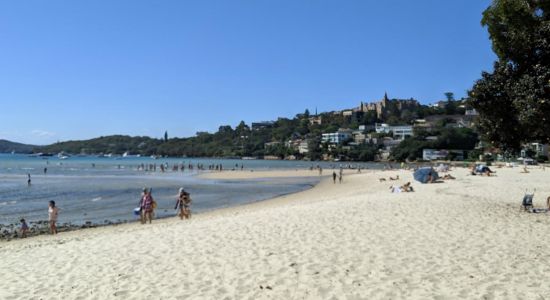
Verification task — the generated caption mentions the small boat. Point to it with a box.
[57,152,70,160]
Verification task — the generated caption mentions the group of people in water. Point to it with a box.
[16,188,191,238]
[137,162,202,172]
[136,162,244,172]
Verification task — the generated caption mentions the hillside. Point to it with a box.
[0,140,36,154]
[36,135,161,155]
[29,97,479,161]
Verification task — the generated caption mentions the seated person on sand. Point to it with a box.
[442,174,455,180]
[401,182,414,192]
[520,166,529,173]
[390,182,414,193]
[389,185,402,193]
[480,166,495,176]
[472,165,495,176]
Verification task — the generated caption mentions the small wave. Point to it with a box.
[0,201,16,206]
[91,197,102,202]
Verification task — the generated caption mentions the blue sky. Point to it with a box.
[0,0,495,145]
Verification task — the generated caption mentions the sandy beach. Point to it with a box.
[2,167,550,299]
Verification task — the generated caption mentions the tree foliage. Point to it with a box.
[390,128,479,161]
[469,0,550,151]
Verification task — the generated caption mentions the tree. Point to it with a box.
[469,0,550,151]
[164,131,168,142]
[444,92,455,101]
[235,121,250,136]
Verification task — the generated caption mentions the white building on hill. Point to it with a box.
[375,123,413,140]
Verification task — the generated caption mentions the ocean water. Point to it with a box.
[0,154,383,225]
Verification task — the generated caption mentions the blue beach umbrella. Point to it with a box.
[413,167,439,183]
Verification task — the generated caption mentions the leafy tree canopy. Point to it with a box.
[469,0,550,151]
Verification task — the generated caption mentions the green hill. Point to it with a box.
[0,140,36,154]
[36,135,162,155]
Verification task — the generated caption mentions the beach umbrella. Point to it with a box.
[413,167,439,183]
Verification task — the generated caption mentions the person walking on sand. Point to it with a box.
[333,171,337,184]
[339,172,343,184]
[175,188,192,220]
[20,218,29,238]
[140,188,155,224]
[48,201,58,234]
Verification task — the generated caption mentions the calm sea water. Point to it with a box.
[0,154,384,225]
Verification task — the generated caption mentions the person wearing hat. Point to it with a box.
[175,188,192,220]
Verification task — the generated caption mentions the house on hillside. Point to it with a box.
[422,149,465,161]
[308,115,322,125]
[413,114,476,132]
[298,140,309,154]
[521,143,549,158]
[251,121,275,130]
[352,130,367,144]
[375,123,413,140]
[321,129,352,144]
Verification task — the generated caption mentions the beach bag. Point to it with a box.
[152,200,158,209]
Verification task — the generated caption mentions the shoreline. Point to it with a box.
[0,169,329,242]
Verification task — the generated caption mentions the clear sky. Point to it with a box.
[0,0,495,145]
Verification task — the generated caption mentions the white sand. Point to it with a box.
[2,167,550,299]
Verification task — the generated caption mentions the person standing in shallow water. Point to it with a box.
[27,173,31,186]
[48,201,58,234]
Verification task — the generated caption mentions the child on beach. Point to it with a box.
[20,218,29,238]
[48,201,58,234]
